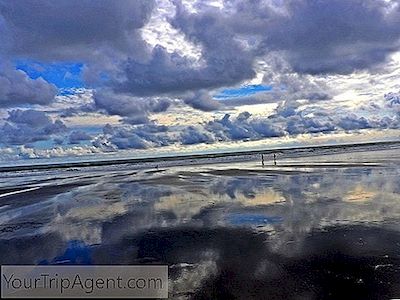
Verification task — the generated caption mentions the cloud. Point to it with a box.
[3,0,399,111]
[0,144,104,160]
[180,126,215,145]
[94,110,285,151]
[0,0,157,105]
[271,99,400,134]
[0,0,156,94]
[2,100,397,158]
[0,66,57,107]
[7,109,53,127]
[112,0,400,103]
[94,90,172,124]
[0,0,154,65]
[1,0,399,155]
[68,130,92,144]
[228,0,400,74]
[183,91,222,111]
[282,0,400,74]
[0,109,67,145]
[260,55,333,101]
[100,124,158,149]
[337,115,373,131]
[114,46,255,97]
[109,133,149,150]
[112,0,397,104]
[113,1,256,96]
[385,91,400,117]
[205,112,285,141]
[386,92,400,105]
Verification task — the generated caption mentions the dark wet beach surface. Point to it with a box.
[1,147,400,299]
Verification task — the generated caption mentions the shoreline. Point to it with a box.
[0,140,399,173]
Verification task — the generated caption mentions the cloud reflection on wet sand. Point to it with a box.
[0,149,400,299]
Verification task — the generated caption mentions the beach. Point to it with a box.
[1,142,400,299]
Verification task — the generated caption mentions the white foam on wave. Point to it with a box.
[0,187,40,198]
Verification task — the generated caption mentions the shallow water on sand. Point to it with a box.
[1,148,400,299]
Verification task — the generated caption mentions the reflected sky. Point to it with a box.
[0,148,400,299]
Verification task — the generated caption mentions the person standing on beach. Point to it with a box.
[261,154,265,166]
[273,153,277,166]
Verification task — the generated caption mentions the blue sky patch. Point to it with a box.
[226,213,282,226]
[16,60,84,89]
[214,84,272,100]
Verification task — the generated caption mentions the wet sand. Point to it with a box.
[0,146,400,299]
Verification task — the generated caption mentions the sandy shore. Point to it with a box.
[0,146,400,299]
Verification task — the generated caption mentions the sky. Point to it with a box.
[0,0,399,162]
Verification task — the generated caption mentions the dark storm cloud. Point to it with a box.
[115,46,255,97]
[2,0,399,113]
[114,1,256,96]
[279,0,400,74]
[111,0,400,102]
[0,0,154,62]
[0,0,156,114]
[2,0,254,100]
[229,0,400,74]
